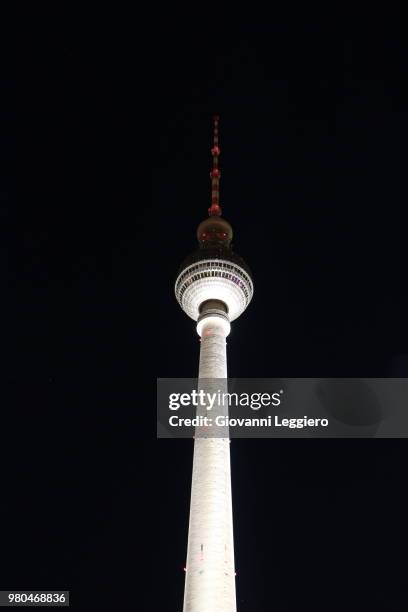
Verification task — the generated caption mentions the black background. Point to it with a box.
[5,14,408,611]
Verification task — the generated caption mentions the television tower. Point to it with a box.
[175,116,254,611]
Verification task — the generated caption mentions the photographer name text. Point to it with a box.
[168,415,329,429]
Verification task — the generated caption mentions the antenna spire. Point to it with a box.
[208,115,222,216]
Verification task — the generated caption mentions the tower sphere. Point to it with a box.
[175,218,253,322]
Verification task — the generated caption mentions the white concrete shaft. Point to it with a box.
[183,315,236,612]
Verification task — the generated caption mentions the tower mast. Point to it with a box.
[209,114,222,217]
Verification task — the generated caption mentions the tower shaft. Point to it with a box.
[183,313,236,612]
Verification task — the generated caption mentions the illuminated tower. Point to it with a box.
[175,117,254,612]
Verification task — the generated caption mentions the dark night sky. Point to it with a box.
[4,15,408,611]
